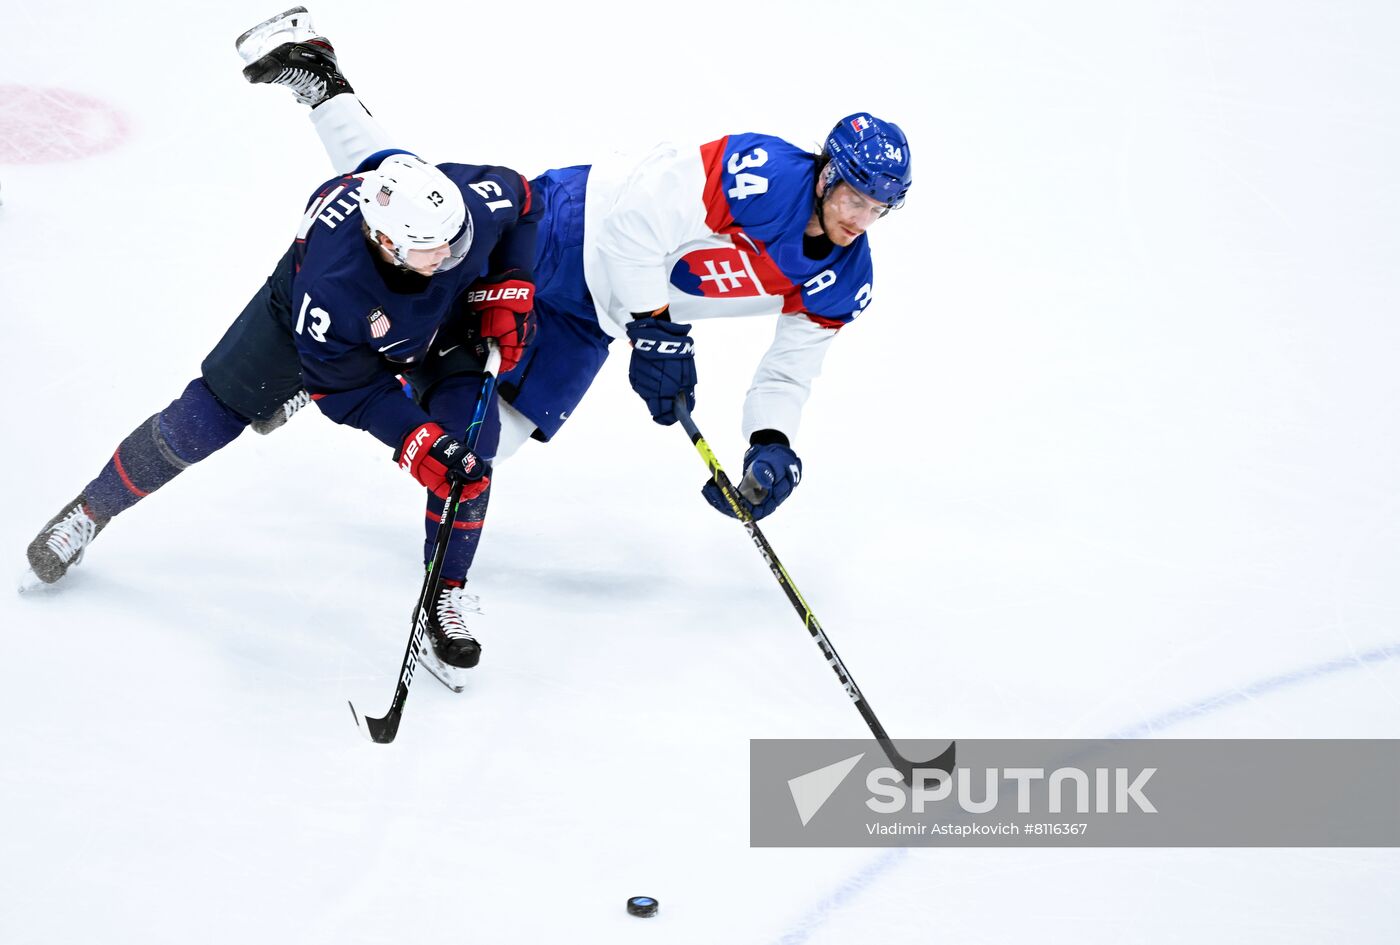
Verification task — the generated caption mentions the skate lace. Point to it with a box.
[282,389,311,421]
[45,504,97,565]
[436,586,482,642]
[274,67,325,105]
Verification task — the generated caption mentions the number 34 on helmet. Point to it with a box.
[822,113,912,210]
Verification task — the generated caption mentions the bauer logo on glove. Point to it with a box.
[397,421,490,500]
[466,273,536,373]
[466,284,532,305]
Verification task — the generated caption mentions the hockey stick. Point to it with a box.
[349,345,501,744]
[674,398,955,783]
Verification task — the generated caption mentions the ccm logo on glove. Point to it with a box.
[632,336,694,355]
[625,315,697,426]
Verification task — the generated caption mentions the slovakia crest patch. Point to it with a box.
[850,115,873,133]
[368,307,391,339]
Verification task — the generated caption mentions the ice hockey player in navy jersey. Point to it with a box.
[234,10,912,533]
[25,142,542,676]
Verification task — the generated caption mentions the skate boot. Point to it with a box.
[251,389,311,435]
[236,7,353,107]
[427,583,483,669]
[417,582,483,692]
[26,495,108,585]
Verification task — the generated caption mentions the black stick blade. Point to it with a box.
[885,739,956,785]
[363,711,401,743]
[348,698,403,744]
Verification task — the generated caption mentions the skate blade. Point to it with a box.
[420,648,469,693]
[235,6,316,63]
[17,566,51,594]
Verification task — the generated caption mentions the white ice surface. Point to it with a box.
[2,2,1399,943]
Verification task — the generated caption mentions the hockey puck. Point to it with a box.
[626,896,659,918]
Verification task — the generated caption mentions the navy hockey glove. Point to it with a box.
[466,274,535,373]
[397,421,490,500]
[703,438,803,521]
[625,312,696,426]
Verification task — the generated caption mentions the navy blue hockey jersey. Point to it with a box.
[286,150,540,448]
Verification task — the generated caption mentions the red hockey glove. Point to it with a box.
[397,422,490,500]
[466,276,536,373]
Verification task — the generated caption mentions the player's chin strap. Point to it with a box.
[673,396,955,784]
[812,160,837,238]
[812,159,895,237]
[366,227,427,273]
[376,232,420,271]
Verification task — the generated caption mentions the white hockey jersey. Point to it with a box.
[582,132,876,438]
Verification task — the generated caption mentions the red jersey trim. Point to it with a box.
[803,313,847,330]
[700,137,737,235]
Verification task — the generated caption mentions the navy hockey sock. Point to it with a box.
[424,482,491,584]
[84,379,249,520]
[418,371,501,584]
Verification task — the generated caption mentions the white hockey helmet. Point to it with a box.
[357,154,472,271]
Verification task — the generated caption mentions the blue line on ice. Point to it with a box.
[1107,642,1400,738]
[774,849,911,945]
[771,640,1400,945]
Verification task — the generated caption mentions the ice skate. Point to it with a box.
[236,7,352,107]
[251,389,311,435]
[235,7,317,65]
[25,495,107,586]
[419,583,484,692]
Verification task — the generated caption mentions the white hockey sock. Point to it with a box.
[309,93,394,174]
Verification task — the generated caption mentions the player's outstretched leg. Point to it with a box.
[25,379,248,585]
[236,7,353,108]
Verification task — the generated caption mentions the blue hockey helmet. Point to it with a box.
[822,113,912,210]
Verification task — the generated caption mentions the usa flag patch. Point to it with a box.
[368,307,391,339]
[850,115,873,133]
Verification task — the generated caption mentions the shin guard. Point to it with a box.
[84,379,249,520]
